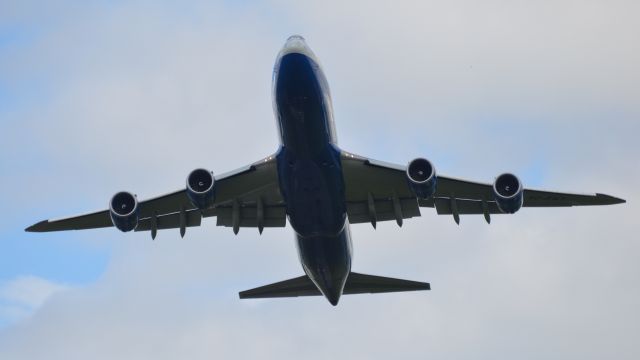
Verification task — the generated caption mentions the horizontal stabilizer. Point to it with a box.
[343,272,431,294]
[239,275,320,299]
[239,272,430,299]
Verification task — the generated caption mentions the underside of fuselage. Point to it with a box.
[273,35,352,305]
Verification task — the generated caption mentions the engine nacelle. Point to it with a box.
[109,191,139,232]
[493,173,524,214]
[406,158,437,199]
[186,168,216,209]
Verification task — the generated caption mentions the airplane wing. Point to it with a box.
[25,155,285,238]
[341,151,625,226]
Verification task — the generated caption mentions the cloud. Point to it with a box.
[0,276,69,327]
[0,0,638,359]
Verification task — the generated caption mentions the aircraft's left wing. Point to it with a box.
[341,151,625,226]
[26,155,285,238]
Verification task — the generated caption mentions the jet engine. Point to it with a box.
[186,168,216,209]
[406,158,437,199]
[109,191,139,232]
[493,173,524,213]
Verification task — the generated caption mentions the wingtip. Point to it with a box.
[596,193,626,205]
[25,220,48,232]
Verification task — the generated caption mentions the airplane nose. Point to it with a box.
[287,34,305,41]
[281,34,311,56]
[286,34,306,44]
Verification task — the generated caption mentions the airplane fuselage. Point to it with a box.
[273,36,352,305]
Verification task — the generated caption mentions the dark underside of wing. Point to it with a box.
[239,272,430,299]
[340,151,625,225]
[24,155,286,236]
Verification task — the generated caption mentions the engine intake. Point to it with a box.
[406,158,437,199]
[186,168,216,209]
[109,191,139,232]
[493,173,524,213]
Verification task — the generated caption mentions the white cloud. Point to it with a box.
[0,276,69,326]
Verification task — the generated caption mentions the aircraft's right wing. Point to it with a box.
[26,155,286,238]
[341,151,625,225]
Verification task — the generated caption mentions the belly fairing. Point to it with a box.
[276,145,346,237]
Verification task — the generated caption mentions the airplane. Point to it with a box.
[26,35,626,306]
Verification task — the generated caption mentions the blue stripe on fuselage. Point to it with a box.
[273,49,351,305]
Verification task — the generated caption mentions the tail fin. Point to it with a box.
[239,272,429,299]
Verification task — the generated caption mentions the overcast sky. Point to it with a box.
[1,0,638,359]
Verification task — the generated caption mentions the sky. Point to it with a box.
[0,0,639,358]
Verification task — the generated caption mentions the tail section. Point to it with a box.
[239,272,429,302]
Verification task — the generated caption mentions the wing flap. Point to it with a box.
[430,197,502,215]
[207,205,286,228]
[346,198,420,224]
[134,209,202,232]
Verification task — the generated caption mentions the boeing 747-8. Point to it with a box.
[27,36,625,305]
